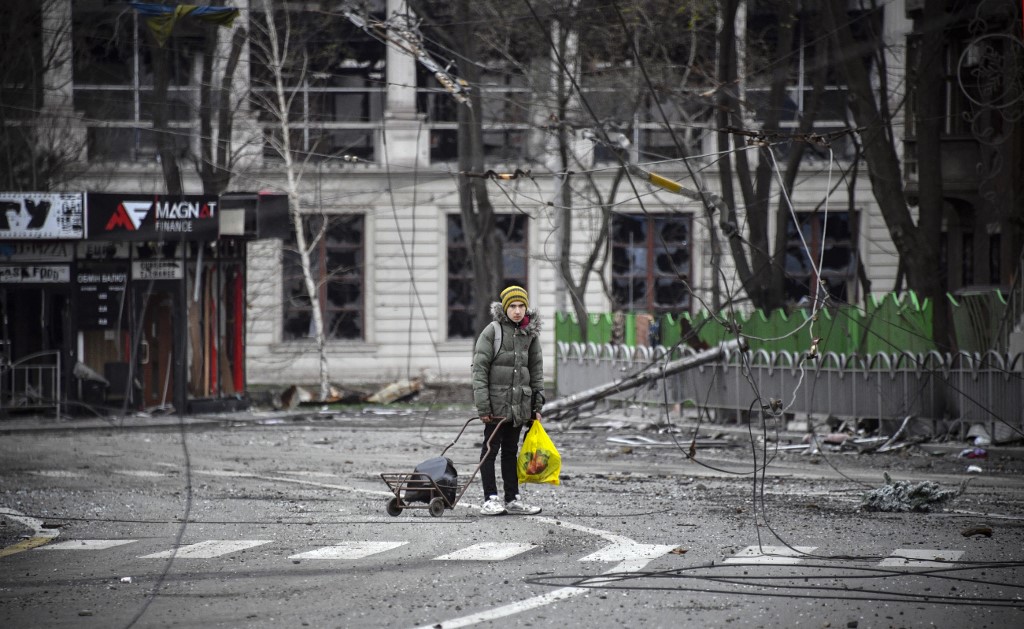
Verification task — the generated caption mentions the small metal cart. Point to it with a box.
[380,416,508,517]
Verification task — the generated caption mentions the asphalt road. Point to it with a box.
[2,409,1023,628]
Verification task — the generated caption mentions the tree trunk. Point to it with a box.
[715,0,757,307]
[200,24,246,195]
[148,33,183,197]
[453,0,503,331]
[821,0,949,349]
[909,0,951,349]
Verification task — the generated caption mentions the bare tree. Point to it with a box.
[405,0,506,331]
[197,17,249,195]
[249,1,332,400]
[821,0,950,347]
[0,0,88,191]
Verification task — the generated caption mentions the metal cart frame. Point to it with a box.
[380,417,508,517]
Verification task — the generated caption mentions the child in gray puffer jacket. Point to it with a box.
[472,285,544,516]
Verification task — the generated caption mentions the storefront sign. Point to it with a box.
[87,193,219,241]
[0,265,71,283]
[77,266,128,329]
[0,193,85,239]
[76,241,130,260]
[0,241,75,261]
[132,260,183,280]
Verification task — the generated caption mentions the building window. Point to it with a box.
[249,7,385,162]
[447,214,528,338]
[72,4,196,161]
[784,211,856,305]
[282,215,364,340]
[611,213,692,315]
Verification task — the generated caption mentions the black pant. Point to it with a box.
[480,421,527,502]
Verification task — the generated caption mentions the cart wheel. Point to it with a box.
[386,497,403,517]
[428,497,446,517]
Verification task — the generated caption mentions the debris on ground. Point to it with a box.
[959,447,988,459]
[961,525,993,538]
[280,384,366,408]
[860,472,970,512]
[280,385,313,409]
[366,378,423,404]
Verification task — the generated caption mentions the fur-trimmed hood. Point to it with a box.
[489,301,542,336]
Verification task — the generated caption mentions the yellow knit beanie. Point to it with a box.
[500,285,529,311]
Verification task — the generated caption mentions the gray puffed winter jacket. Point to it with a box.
[472,302,544,426]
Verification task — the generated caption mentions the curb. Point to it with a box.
[0,507,60,559]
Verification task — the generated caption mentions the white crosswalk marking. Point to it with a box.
[27,470,83,478]
[114,470,165,477]
[879,549,964,568]
[722,545,817,564]
[289,542,407,560]
[434,542,537,561]
[38,539,137,551]
[139,540,271,559]
[578,542,676,562]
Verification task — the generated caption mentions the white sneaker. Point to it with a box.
[505,495,541,515]
[480,495,506,516]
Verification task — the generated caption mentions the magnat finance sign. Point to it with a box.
[87,193,218,241]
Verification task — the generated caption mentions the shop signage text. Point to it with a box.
[0,193,85,239]
[0,265,71,283]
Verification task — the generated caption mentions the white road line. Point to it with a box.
[27,470,83,478]
[114,470,165,477]
[195,469,391,497]
[722,545,817,565]
[879,549,965,568]
[289,541,407,560]
[434,542,538,561]
[578,542,676,562]
[412,558,654,629]
[38,539,137,550]
[139,540,271,559]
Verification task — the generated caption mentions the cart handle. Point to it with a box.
[440,416,507,457]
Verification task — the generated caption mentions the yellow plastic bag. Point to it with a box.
[517,420,561,485]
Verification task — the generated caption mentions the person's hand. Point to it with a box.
[479,414,494,424]
[533,412,542,422]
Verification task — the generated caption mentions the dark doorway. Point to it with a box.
[136,286,177,409]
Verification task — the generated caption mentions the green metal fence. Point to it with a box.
[555,291,1006,356]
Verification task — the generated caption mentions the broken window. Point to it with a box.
[611,213,691,315]
[447,214,528,338]
[249,6,386,162]
[72,3,197,161]
[282,214,364,341]
[783,211,857,305]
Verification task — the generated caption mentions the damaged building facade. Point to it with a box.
[2,0,1021,411]
[0,191,284,415]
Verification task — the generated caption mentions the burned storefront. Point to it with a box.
[1,191,286,417]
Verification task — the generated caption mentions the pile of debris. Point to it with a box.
[861,472,970,512]
[278,378,423,409]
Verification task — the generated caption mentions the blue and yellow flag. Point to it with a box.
[130,3,239,46]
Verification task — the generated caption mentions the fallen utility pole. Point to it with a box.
[542,338,747,417]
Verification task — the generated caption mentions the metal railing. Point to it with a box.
[555,342,1024,441]
[0,350,61,420]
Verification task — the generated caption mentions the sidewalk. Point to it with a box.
[4,405,1024,461]
[0,409,311,435]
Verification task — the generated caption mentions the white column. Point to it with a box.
[41,0,86,162]
[42,0,73,109]
[381,0,428,167]
[227,0,262,171]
